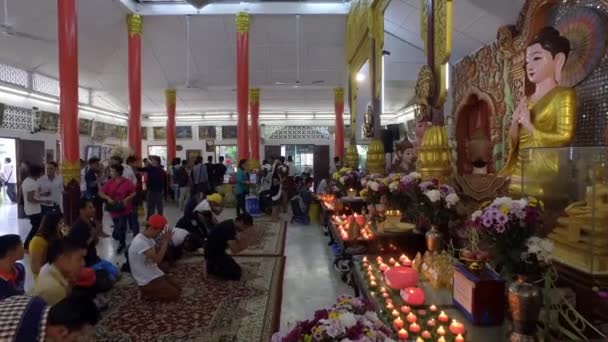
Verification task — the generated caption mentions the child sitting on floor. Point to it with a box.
[0,234,25,300]
[128,214,181,302]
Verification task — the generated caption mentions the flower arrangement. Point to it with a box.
[272,295,394,342]
[471,196,544,278]
[418,182,460,229]
[361,172,423,216]
[332,168,361,195]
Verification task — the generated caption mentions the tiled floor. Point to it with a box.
[0,200,351,332]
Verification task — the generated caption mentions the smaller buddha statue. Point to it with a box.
[390,139,416,173]
[453,130,508,213]
[362,104,374,139]
[549,165,608,274]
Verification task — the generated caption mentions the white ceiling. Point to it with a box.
[0,0,524,119]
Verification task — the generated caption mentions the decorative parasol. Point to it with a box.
[550,7,608,87]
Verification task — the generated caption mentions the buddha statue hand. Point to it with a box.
[515,98,534,134]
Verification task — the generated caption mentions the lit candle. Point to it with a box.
[362,256,368,263]
[376,256,383,263]
[438,311,449,323]
[392,309,400,318]
[385,298,393,304]
[367,265,373,272]
[379,263,389,272]
[400,305,411,314]
[397,329,409,340]
[437,326,446,336]
[389,257,397,265]
[429,304,438,312]
[416,338,425,342]
[399,254,412,266]
[386,303,394,311]
[382,292,390,299]
[409,322,421,333]
[369,275,375,281]
[370,280,377,288]
[427,318,436,327]
[421,330,432,339]
[455,334,465,342]
[380,287,387,293]
[370,291,376,297]
[406,312,417,323]
[393,317,405,330]
[437,337,446,342]
[449,320,466,335]
[394,262,401,267]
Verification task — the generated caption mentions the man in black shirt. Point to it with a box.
[67,199,103,266]
[215,156,227,189]
[204,213,255,281]
[205,156,216,193]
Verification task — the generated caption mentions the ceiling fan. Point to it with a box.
[174,15,206,91]
[1,0,54,43]
[274,15,324,88]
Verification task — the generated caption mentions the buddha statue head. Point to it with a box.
[467,130,492,174]
[526,26,571,85]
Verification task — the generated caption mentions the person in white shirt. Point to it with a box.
[38,161,64,215]
[22,165,51,249]
[286,155,296,177]
[2,157,17,203]
[128,214,181,302]
[122,156,138,186]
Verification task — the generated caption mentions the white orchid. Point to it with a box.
[339,176,346,184]
[425,189,441,203]
[522,236,554,264]
[471,210,483,221]
[368,181,380,192]
[361,179,368,187]
[389,181,399,192]
[493,196,513,207]
[445,193,460,208]
[408,171,422,180]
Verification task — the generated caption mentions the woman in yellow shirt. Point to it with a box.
[29,213,65,281]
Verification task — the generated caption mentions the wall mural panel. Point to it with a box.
[451,0,608,172]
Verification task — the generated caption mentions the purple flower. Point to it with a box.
[496,213,509,226]
[439,184,455,197]
[346,322,365,339]
[495,224,506,234]
[314,309,329,321]
[482,215,493,228]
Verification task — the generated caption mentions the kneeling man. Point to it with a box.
[205,213,255,281]
[128,214,181,301]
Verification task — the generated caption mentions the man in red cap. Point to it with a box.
[127,214,181,301]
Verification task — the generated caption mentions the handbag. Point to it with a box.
[105,179,127,213]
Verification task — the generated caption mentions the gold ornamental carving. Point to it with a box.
[420,0,452,106]
[366,138,385,174]
[235,12,249,33]
[127,14,143,37]
[345,145,359,169]
[250,88,260,104]
[165,89,177,107]
[334,87,344,105]
[61,161,81,186]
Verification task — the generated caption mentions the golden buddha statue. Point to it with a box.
[549,165,608,274]
[362,104,374,139]
[499,27,577,196]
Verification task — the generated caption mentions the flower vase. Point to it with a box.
[425,225,442,253]
[508,275,541,341]
[347,189,357,198]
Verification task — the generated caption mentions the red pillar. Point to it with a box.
[249,88,260,170]
[57,0,80,225]
[236,12,249,160]
[166,89,177,162]
[127,14,142,159]
[334,87,345,159]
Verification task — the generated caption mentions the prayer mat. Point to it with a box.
[93,256,284,342]
[230,221,286,257]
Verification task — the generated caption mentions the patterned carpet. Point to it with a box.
[232,221,286,257]
[93,256,285,342]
